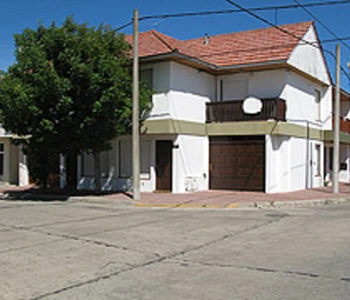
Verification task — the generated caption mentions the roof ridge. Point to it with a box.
[150,30,177,52]
[183,21,314,43]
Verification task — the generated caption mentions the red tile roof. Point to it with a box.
[126,21,314,68]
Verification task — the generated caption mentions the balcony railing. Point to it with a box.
[206,98,286,123]
[333,116,350,134]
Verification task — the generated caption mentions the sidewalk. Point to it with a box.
[1,183,350,209]
[134,184,350,208]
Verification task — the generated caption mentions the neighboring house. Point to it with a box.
[324,89,350,184]
[0,126,29,186]
[76,21,338,193]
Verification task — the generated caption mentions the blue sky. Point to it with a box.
[0,0,349,89]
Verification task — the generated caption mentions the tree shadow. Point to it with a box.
[0,186,133,202]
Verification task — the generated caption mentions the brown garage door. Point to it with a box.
[209,136,265,191]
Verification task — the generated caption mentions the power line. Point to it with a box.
[115,20,133,32]
[139,0,350,21]
[224,0,350,81]
[321,36,350,43]
[293,0,350,51]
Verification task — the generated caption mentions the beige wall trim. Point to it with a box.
[142,119,206,136]
[143,119,350,143]
[207,121,325,140]
[324,130,350,144]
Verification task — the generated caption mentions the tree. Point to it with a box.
[0,17,152,189]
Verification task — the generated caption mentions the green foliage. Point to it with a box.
[0,17,152,188]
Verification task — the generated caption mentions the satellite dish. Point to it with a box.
[243,96,262,114]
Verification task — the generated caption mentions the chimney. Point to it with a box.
[204,33,210,45]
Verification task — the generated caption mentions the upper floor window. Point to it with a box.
[219,78,248,101]
[315,89,321,121]
[140,69,153,90]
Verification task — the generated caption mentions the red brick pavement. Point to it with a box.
[134,184,350,206]
[1,184,350,206]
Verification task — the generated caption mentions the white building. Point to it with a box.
[324,89,350,185]
[0,126,29,187]
[77,21,342,194]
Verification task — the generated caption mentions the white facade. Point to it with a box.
[0,136,29,187]
[77,24,335,194]
[266,135,324,193]
[146,61,215,123]
[78,61,214,193]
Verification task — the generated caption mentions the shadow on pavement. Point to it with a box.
[0,186,133,202]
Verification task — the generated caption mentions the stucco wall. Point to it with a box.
[141,61,171,121]
[0,138,22,185]
[266,135,324,193]
[0,138,11,183]
[172,135,209,193]
[144,61,215,123]
[339,144,350,182]
[168,62,215,123]
[78,134,209,193]
[217,69,332,130]
[218,70,287,101]
[288,25,331,85]
[18,146,29,187]
[283,71,332,130]
[78,136,158,192]
[78,140,119,191]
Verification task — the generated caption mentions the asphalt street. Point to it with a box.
[0,199,349,300]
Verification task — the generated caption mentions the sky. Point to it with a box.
[0,0,349,90]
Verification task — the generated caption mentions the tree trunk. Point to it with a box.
[93,152,101,191]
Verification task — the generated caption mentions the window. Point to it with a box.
[315,144,321,176]
[100,151,110,178]
[140,69,153,89]
[119,140,151,179]
[140,68,153,103]
[221,78,248,101]
[81,151,110,178]
[315,90,321,121]
[141,141,151,179]
[0,143,3,176]
[119,140,132,178]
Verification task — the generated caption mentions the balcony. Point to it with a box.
[206,98,286,123]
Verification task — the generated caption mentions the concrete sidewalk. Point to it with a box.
[1,183,350,209]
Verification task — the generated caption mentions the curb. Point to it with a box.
[0,193,133,207]
[134,197,350,209]
[1,193,350,210]
[134,202,239,209]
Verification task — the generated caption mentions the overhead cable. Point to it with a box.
[224,0,350,81]
[293,0,350,51]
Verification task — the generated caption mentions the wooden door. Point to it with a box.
[156,141,172,191]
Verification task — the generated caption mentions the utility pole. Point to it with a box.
[132,9,140,201]
[333,44,341,194]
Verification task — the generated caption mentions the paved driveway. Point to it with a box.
[1,199,350,300]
